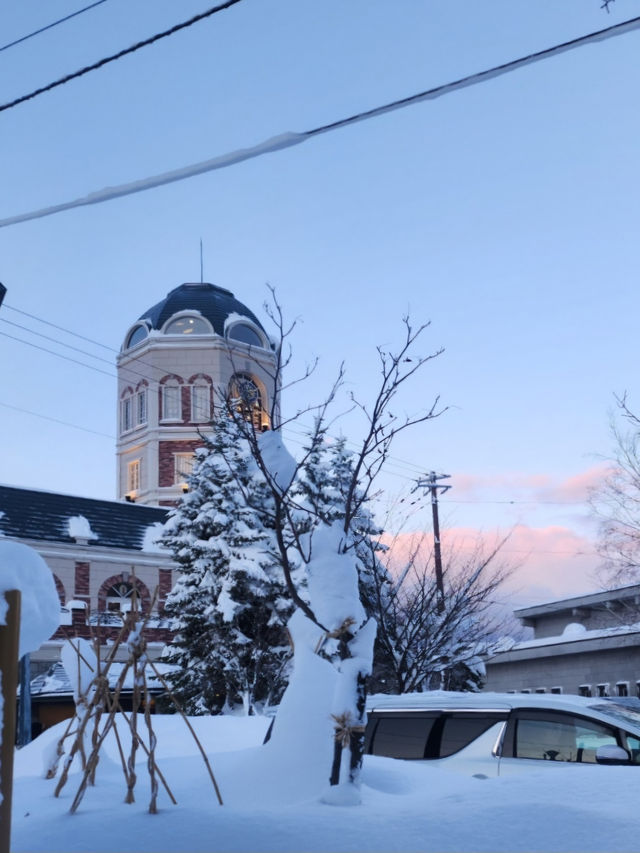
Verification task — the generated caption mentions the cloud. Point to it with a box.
[450,465,609,505]
[381,523,601,612]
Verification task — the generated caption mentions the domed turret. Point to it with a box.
[116,282,277,506]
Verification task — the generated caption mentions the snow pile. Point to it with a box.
[0,540,60,657]
[257,430,297,493]
[66,515,97,542]
[562,622,587,637]
[140,522,169,553]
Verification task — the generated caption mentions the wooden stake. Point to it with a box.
[0,590,21,853]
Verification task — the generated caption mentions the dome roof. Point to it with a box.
[137,282,266,337]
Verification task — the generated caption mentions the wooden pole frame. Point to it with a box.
[0,589,21,853]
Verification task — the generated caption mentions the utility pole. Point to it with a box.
[415,471,451,609]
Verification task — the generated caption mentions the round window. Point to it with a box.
[228,323,263,347]
[126,325,148,348]
[165,316,210,335]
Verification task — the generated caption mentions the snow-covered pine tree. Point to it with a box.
[160,414,292,715]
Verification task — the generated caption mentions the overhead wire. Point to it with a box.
[4,301,454,482]
[0,1,110,54]
[0,401,114,439]
[0,0,245,115]
[0,305,597,509]
[2,13,640,228]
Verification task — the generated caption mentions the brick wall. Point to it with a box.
[158,439,203,487]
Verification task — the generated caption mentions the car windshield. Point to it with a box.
[589,702,640,730]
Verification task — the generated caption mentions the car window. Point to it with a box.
[438,714,505,758]
[367,714,437,759]
[622,733,640,765]
[515,713,618,763]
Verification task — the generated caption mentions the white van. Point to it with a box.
[365,691,640,776]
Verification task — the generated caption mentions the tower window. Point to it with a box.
[136,388,147,426]
[127,459,140,493]
[121,397,133,433]
[191,383,211,423]
[227,323,264,348]
[229,374,268,431]
[165,316,210,335]
[174,453,194,485]
[126,325,148,349]
[162,382,182,421]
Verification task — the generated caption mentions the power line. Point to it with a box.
[5,303,115,351]
[2,13,640,229]
[0,0,245,115]
[0,302,600,506]
[0,401,114,439]
[0,315,598,505]
[0,329,116,379]
[0,1,110,54]
[0,317,117,368]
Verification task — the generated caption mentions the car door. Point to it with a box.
[497,709,622,775]
[435,712,507,777]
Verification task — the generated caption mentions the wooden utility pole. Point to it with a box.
[415,472,451,609]
[0,589,21,853]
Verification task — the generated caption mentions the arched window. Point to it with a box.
[135,381,148,427]
[126,324,149,349]
[227,323,264,348]
[120,387,135,433]
[191,381,211,423]
[229,374,268,431]
[161,378,182,421]
[106,581,135,613]
[164,315,210,335]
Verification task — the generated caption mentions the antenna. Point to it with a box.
[199,239,204,283]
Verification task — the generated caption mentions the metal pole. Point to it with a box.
[17,654,31,747]
[0,589,21,853]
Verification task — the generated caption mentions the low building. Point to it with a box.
[485,585,640,697]
[0,484,175,730]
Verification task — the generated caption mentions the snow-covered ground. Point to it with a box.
[10,711,640,853]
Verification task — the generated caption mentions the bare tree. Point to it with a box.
[366,534,514,694]
[590,394,640,589]
[220,290,444,801]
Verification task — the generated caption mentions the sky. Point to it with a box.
[1,0,640,608]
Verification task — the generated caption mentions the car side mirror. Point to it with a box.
[595,744,631,765]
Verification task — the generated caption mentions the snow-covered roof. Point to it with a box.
[515,583,640,619]
[0,484,169,551]
[506,621,640,652]
[136,282,268,339]
[30,660,174,697]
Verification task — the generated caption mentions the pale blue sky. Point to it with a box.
[1,1,639,603]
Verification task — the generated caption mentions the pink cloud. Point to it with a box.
[532,464,611,504]
[448,465,611,508]
[381,523,601,611]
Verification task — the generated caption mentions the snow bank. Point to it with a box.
[10,713,640,852]
[0,541,60,657]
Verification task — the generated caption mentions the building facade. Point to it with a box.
[485,585,640,698]
[3,279,276,730]
[117,282,277,506]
